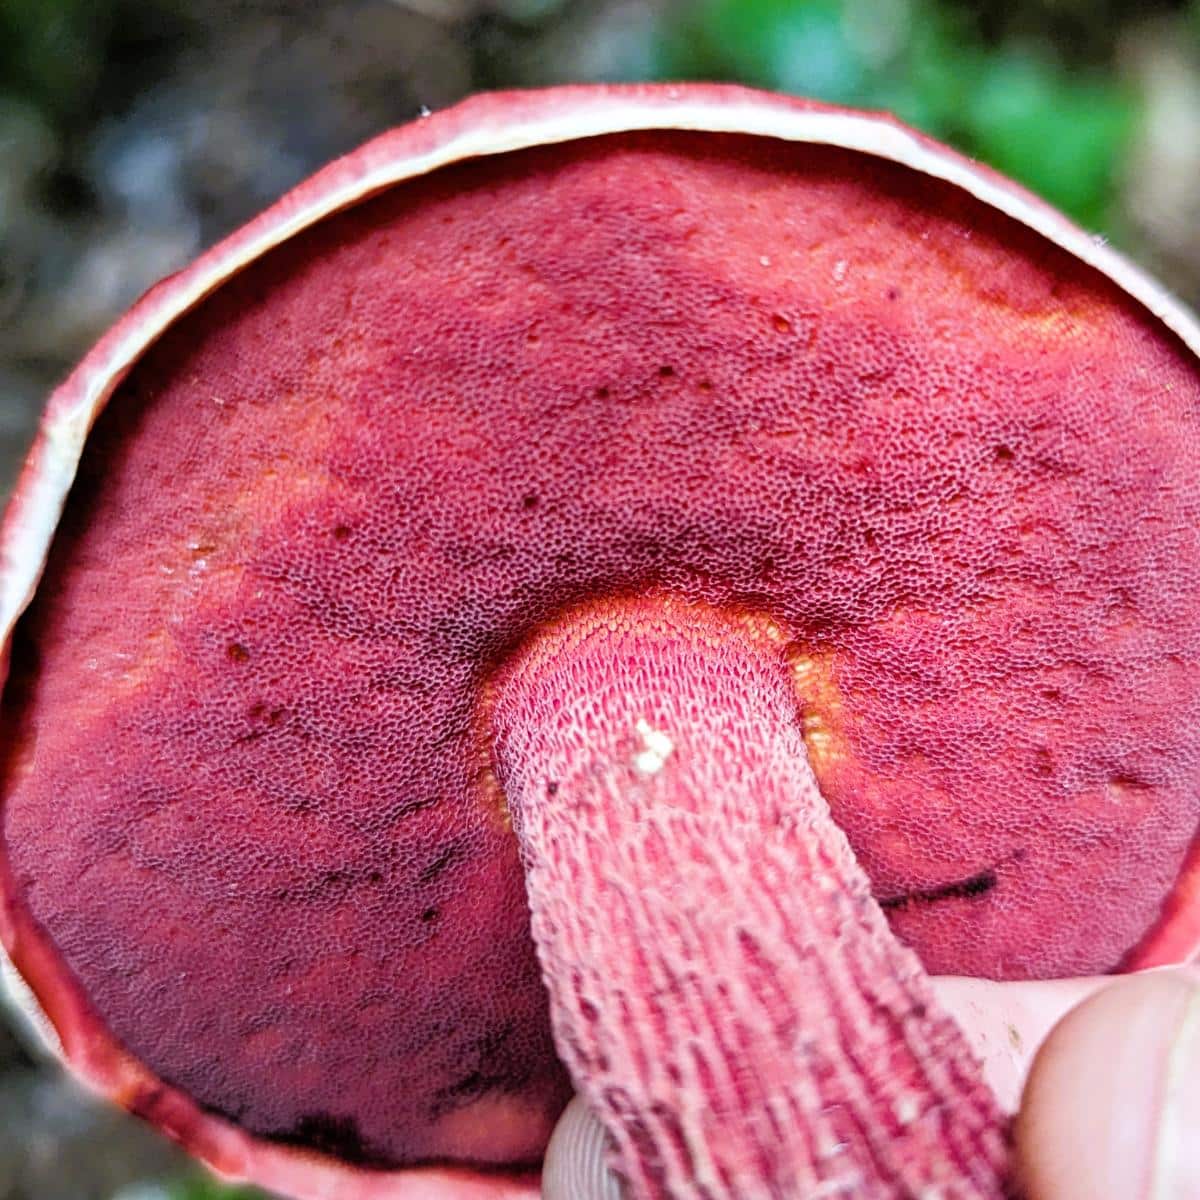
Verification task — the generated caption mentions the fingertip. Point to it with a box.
[541,1095,624,1200]
[1015,966,1200,1200]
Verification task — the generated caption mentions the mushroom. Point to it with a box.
[1,84,1199,1199]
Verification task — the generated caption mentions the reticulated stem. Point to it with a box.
[491,598,1010,1200]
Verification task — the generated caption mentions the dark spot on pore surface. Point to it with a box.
[418,843,460,884]
[447,1071,488,1099]
[262,1110,390,1168]
[429,1022,518,1118]
[993,444,1015,463]
[878,868,999,911]
[332,523,352,541]
[226,641,250,663]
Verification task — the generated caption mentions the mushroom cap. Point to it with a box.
[1,84,1199,1199]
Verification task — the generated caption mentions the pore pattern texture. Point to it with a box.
[3,132,1200,1167]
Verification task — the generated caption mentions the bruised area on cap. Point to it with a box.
[2,129,1200,1170]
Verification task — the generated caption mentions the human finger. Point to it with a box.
[1014,966,1200,1200]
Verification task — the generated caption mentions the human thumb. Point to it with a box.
[1013,966,1200,1200]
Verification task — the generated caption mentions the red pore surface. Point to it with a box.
[3,128,1200,1171]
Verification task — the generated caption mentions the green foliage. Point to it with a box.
[655,0,865,102]
[0,0,108,122]
[964,49,1135,230]
[654,0,1139,231]
[165,1173,267,1200]
[0,0,197,135]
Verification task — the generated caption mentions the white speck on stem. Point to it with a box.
[833,259,849,283]
[808,1173,865,1198]
[633,717,674,776]
[893,1093,921,1126]
[816,1131,848,1160]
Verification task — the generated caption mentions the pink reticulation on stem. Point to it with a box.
[491,598,1010,1199]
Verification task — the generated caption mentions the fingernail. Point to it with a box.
[541,1094,624,1200]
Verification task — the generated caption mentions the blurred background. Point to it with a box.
[1,0,1198,1196]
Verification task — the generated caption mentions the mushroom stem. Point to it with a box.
[491,599,1010,1199]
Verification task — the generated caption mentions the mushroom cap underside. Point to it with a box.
[1,85,1199,1196]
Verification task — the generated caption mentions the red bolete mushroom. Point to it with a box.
[1,84,1199,1199]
